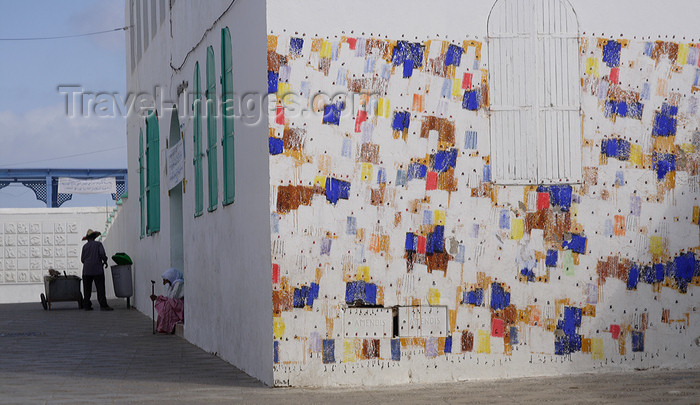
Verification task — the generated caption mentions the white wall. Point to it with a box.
[0,207,110,304]
[267,0,700,387]
[116,0,273,385]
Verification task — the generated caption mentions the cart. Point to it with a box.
[40,274,83,310]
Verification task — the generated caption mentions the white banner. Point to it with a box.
[57,177,116,194]
[167,139,185,190]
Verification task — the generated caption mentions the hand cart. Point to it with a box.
[40,273,83,310]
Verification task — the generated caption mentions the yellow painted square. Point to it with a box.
[629,144,643,166]
[361,163,373,182]
[277,82,293,105]
[677,43,689,65]
[510,217,524,240]
[693,206,699,225]
[477,329,491,354]
[452,78,462,98]
[356,265,370,282]
[343,339,358,362]
[314,176,327,189]
[591,337,604,360]
[434,210,446,226]
[428,288,441,305]
[273,316,285,340]
[586,57,599,78]
[650,236,663,256]
[320,40,333,59]
[378,98,390,118]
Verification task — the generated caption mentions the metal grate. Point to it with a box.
[111,181,126,201]
[21,181,47,204]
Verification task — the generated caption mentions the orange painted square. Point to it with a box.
[614,215,625,236]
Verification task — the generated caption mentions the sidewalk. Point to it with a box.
[0,300,697,404]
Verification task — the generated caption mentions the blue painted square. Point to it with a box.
[321,238,332,256]
[499,210,510,229]
[546,249,558,267]
[274,340,279,363]
[462,89,480,111]
[322,339,336,363]
[465,288,484,306]
[423,210,433,225]
[364,283,377,305]
[377,167,387,184]
[483,164,491,183]
[445,44,463,67]
[403,59,414,78]
[444,336,453,353]
[267,71,278,94]
[405,232,417,252]
[426,337,439,357]
[643,42,654,57]
[490,283,510,310]
[342,138,352,158]
[391,111,410,132]
[322,102,344,126]
[641,82,651,100]
[407,163,427,181]
[290,37,304,55]
[654,263,665,282]
[434,148,457,172]
[325,177,351,204]
[346,216,357,235]
[392,41,409,65]
[627,264,640,290]
[456,245,466,263]
[391,338,401,361]
[615,171,625,187]
[432,226,445,253]
[293,288,304,308]
[653,152,676,180]
[395,169,407,186]
[270,212,279,234]
[563,234,587,255]
[631,331,644,352]
[602,40,621,68]
[440,78,452,98]
[510,327,519,345]
[465,130,478,149]
[269,137,283,155]
[309,283,320,307]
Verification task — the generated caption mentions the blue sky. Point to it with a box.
[0,1,127,207]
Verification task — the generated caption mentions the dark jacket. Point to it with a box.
[81,240,107,276]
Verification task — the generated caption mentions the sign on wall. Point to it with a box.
[57,177,116,194]
[167,139,185,190]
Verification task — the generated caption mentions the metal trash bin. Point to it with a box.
[110,265,133,308]
[41,275,83,310]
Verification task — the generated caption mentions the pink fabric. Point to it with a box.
[154,296,184,333]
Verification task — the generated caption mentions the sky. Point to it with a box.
[0,1,127,208]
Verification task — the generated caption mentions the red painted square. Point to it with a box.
[272,264,280,284]
[275,105,285,125]
[610,324,621,339]
[355,110,367,133]
[537,192,550,210]
[417,236,427,254]
[346,38,357,50]
[491,317,505,337]
[426,171,438,190]
[609,67,620,84]
[462,73,473,90]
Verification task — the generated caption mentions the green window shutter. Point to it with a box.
[146,111,161,234]
[221,27,235,205]
[139,128,146,238]
[206,46,218,212]
[193,62,204,217]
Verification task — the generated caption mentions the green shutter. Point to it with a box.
[139,128,145,238]
[221,27,235,205]
[193,62,204,217]
[206,46,218,212]
[146,111,161,234]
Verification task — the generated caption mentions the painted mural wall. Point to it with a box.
[267,3,700,386]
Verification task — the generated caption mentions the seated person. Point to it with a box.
[150,268,184,333]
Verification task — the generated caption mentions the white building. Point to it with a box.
[109,0,700,387]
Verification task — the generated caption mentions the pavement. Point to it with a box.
[0,300,698,405]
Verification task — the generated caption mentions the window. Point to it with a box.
[221,27,235,205]
[146,111,161,234]
[488,0,582,185]
[139,128,145,238]
[142,0,149,51]
[206,46,218,211]
[150,0,157,39]
[193,62,204,217]
[130,1,136,71]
